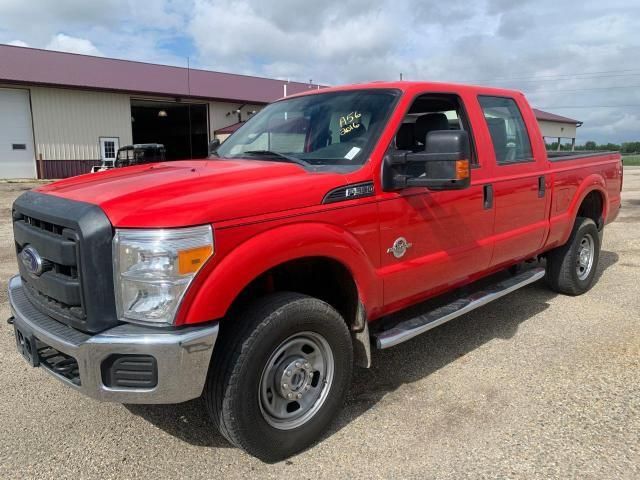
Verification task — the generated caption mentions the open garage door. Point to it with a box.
[0,88,36,178]
[131,100,208,161]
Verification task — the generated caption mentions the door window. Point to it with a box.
[393,94,477,166]
[100,137,120,162]
[478,96,533,164]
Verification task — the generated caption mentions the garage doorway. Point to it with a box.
[130,100,208,160]
[0,88,36,178]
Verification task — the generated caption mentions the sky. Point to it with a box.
[1,0,639,144]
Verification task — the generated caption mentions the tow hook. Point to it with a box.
[7,316,15,325]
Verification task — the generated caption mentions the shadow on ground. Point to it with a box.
[126,252,619,451]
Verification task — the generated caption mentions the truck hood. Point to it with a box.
[37,160,347,227]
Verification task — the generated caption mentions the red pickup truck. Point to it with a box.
[9,81,622,461]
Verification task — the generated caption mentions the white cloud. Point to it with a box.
[7,40,29,47]
[0,0,189,61]
[45,33,102,56]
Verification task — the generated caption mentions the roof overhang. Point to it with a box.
[0,44,321,104]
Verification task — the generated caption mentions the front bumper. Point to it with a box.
[8,275,218,404]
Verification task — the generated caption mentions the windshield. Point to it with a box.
[215,89,399,171]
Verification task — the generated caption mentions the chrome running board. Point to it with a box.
[373,267,545,349]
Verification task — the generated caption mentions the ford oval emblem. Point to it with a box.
[21,245,44,276]
[386,237,413,259]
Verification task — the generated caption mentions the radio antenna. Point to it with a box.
[187,57,193,159]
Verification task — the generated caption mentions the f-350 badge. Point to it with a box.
[387,237,412,259]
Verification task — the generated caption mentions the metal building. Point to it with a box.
[0,45,319,178]
[533,109,583,151]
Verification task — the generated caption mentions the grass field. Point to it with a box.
[623,155,640,166]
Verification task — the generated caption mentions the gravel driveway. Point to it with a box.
[0,171,638,479]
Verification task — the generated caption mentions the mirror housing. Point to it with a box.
[382,130,471,191]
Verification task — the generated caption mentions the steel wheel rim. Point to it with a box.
[258,331,334,430]
[576,233,595,281]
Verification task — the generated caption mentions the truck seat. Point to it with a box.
[414,113,449,150]
[407,113,450,176]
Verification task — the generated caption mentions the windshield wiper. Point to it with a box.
[242,150,309,167]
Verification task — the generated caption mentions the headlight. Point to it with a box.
[113,225,214,326]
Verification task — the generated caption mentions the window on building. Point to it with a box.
[104,141,115,158]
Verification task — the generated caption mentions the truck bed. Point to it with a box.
[547,150,617,162]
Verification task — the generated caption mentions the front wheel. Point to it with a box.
[545,217,601,295]
[204,292,353,462]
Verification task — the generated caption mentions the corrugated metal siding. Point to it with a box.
[30,86,133,161]
[38,159,101,178]
[209,101,262,138]
[538,120,577,139]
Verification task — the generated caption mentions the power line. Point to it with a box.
[467,73,640,86]
[526,84,640,94]
[503,73,640,84]
[537,105,640,108]
[468,68,640,83]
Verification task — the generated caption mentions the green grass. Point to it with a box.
[622,155,640,166]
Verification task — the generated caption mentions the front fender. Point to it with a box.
[176,222,381,325]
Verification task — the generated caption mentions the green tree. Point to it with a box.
[585,141,597,150]
[621,142,640,154]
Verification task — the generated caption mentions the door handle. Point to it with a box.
[538,175,546,198]
[483,184,493,210]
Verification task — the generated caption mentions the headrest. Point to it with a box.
[414,113,449,143]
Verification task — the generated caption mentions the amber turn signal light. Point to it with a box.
[455,159,470,180]
[178,245,214,275]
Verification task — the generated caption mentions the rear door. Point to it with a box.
[477,95,550,267]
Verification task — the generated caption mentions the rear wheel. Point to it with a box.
[204,292,353,462]
[545,217,601,295]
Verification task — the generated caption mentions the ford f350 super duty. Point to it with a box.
[9,82,622,462]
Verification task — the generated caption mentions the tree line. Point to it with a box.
[546,141,640,153]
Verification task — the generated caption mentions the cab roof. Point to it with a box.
[284,81,525,101]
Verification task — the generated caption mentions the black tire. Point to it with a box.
[204,292,353,462]
[545,217,601,295]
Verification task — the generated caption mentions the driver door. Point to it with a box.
[378,93,495,307]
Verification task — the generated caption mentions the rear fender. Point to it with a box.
[177,223,381,325]
[557,174,608,245]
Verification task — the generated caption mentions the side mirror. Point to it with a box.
[209,138,221,154]
[382,130,471,191]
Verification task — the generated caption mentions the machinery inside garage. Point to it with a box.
[131,100,209,160]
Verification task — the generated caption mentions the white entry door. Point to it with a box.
[0,88,36,178]
[99,137,120,164]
